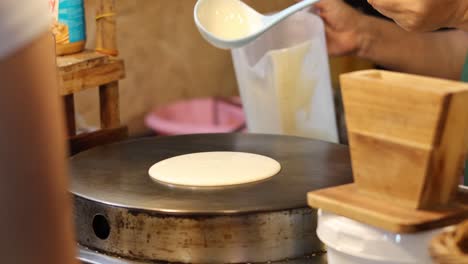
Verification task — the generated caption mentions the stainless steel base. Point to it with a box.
[75,196,323,263]
[78,246,328,264]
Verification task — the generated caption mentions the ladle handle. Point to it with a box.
[266,0,319,25]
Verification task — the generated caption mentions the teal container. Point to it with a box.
[52,0,87,55]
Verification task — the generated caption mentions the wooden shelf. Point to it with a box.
[69,126,128,156]
[58,1,128,155]
[57,50,125,96]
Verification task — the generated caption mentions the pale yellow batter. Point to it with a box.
[196,0,262,40]
[149,152,281,187]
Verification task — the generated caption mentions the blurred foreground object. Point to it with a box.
[431,220,468,263]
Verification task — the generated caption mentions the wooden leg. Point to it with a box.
[99,81,120,129]
[64,94,76,136]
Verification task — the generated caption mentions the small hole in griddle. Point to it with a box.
[92,214,110,240]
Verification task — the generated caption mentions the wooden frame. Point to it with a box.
[308,70,468,233]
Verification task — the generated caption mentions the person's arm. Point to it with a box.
[360,18,468,80]
[366,0,468,32]
[315,0,468,80]
[0,32,77,264]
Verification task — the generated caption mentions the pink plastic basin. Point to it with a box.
[145,97,245,135]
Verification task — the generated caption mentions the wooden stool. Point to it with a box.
[56,0,128,155]
[308,70,468,233]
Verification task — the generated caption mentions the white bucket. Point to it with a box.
[317,210,448,264]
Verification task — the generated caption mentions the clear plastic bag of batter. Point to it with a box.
[231,11,338,143]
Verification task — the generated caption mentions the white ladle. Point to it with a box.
[194,0,319,49]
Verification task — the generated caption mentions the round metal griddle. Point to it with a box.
[71,134,352,263]
[71,133,351,215]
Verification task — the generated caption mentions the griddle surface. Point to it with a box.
[70,134,352,215]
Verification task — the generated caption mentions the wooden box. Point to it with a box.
[341,70,468,209]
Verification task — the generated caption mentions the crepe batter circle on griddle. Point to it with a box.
[148,151,281,187]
